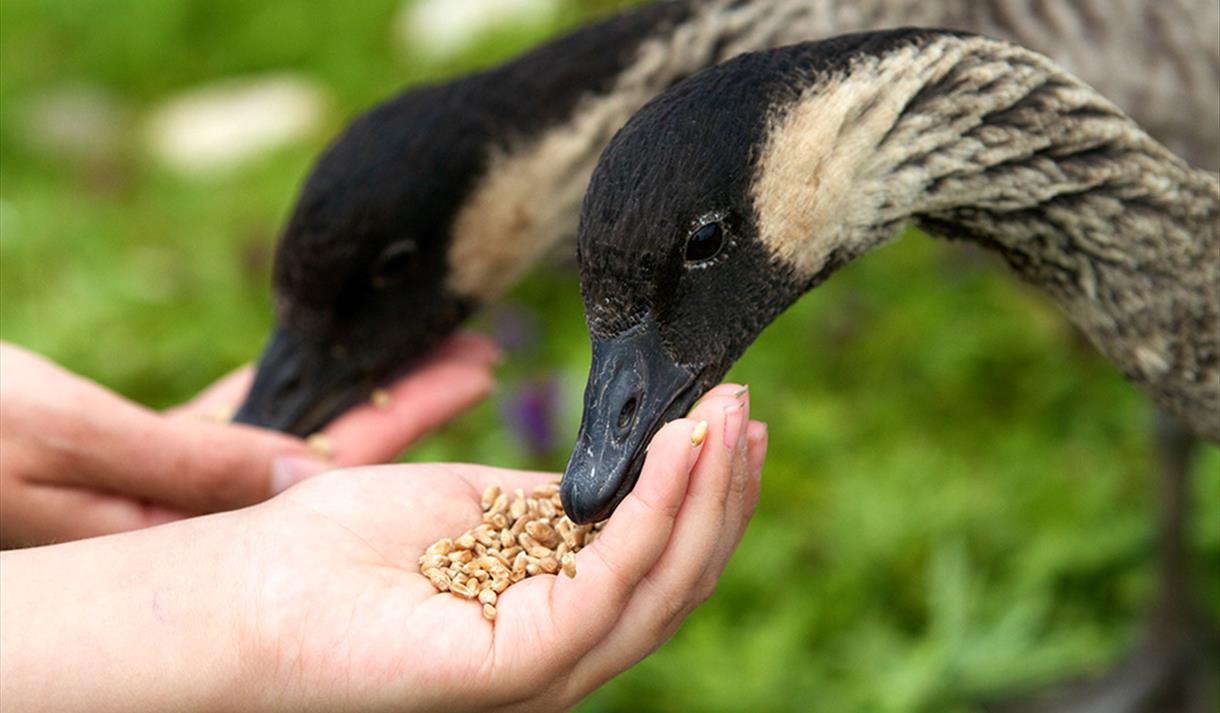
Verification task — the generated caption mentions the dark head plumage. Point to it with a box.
[233,1,692,434]
[233,82,489,434]
[560,32,935,521]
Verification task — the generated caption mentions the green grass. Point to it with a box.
[2,2,1217,711]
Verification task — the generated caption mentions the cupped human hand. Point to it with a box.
[0,335,499,547]
[232,384,766,712]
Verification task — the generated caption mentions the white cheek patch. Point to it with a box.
[749,32,1129,283]
[445,121,602,301]
[443,0,853,302]
[749,37,992,279]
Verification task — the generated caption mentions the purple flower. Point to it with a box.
[489,303,542,356]
[500,376,561,457]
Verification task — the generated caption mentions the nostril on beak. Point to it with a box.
[616,395,638,432]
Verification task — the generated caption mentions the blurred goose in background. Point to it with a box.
[231,0,1219,435]
[561,29,1218,712]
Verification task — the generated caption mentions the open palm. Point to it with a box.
[236,384,766,713]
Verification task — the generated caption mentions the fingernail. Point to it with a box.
[723,404,743,450]
[756,424,769,479]
[734,384,749,401]
[272,456,328,494]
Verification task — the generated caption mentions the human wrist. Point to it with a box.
[0,514,254,712]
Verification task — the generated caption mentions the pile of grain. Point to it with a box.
[418,481,605,620]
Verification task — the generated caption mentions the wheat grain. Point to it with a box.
[418,479,605,619]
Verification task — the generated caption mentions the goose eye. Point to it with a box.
[371,239,416,288]
[685,222,724,263]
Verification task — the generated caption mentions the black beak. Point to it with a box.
[232,327,370,436]
[561,318,704,524]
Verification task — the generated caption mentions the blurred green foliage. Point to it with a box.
[1,1,1216,711]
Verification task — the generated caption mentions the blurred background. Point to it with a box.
[1,0,1216,710]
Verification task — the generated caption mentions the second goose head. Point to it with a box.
[231,83,486,435]
[231,2,695,435]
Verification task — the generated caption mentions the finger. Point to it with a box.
[167,364,254,420]
[323,333,500,466]
[0,483,193,546]
[631,387,748,596]
[525,417,704,668]
[58,412,325,513]
[3,345,324,514]
[719,386,752,549]
[693,418,766,601]
[599,388,745,618]
[559,389,756,695]
[742,421,767,525]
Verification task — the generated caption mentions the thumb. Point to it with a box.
[165,421,332,511]
[86,418,331,514]
[270,455,331,494]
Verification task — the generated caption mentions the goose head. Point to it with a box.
[560,46,857,523]
[231,1,698,435]
[233,84,489,435]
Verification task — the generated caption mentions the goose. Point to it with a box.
[230,0,1219,436]
[559,28,1219,711]
[560,27,1219,517]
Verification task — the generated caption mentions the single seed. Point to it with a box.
[427,570,452,591]
[482,603,497,621]
[691,420,709,446]
[206,406,235,423]
[421,554,448,570]
[525,520,556,546]
[455,533,476,550]
[561,553,577,578]
[427,538,453,556]
[532,482,560,498]
[473,526,495,547]
[306,433,333,459]
[479,588,497,605]
[371,388,391,410]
